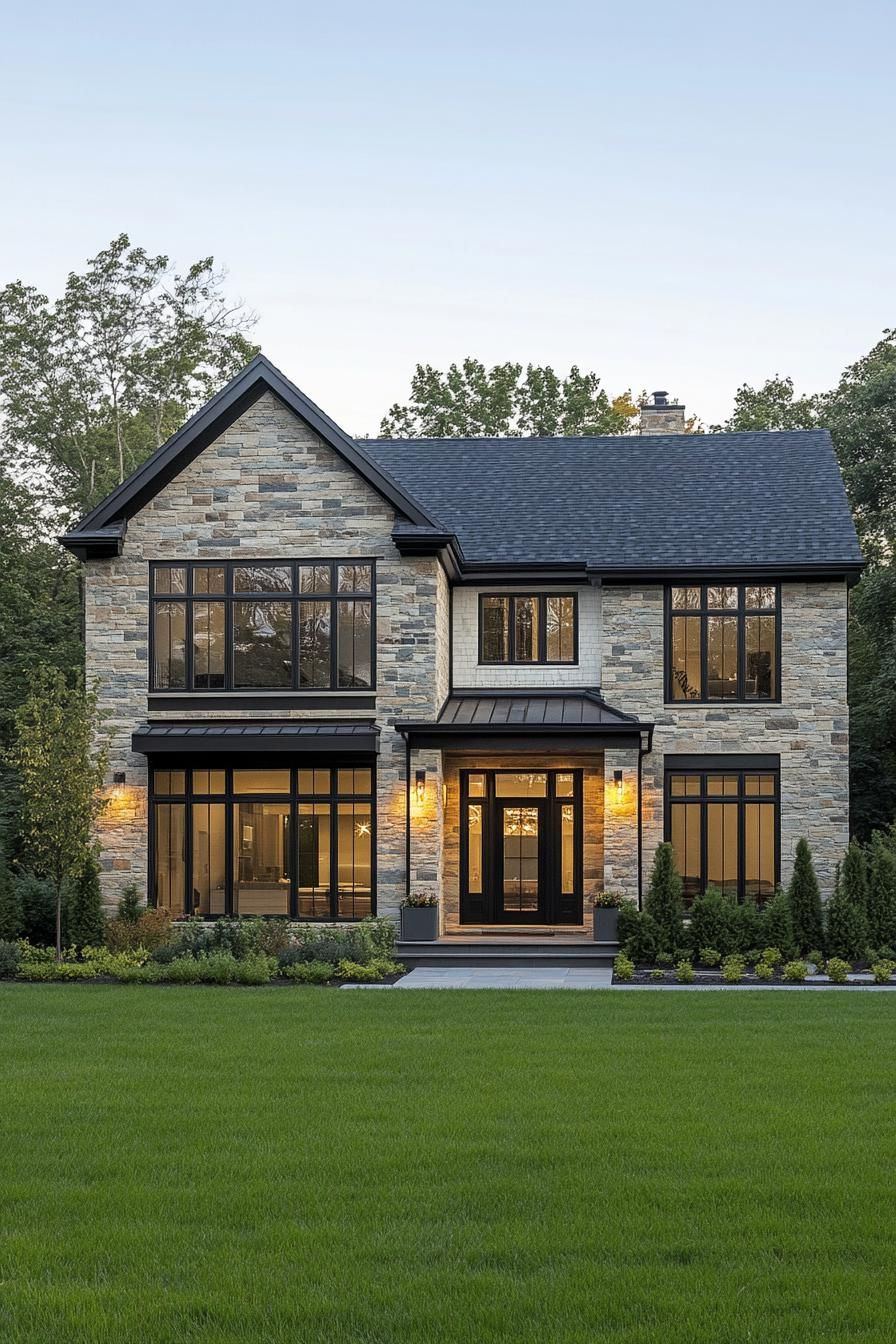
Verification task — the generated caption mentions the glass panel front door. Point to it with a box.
[500,804,542,918]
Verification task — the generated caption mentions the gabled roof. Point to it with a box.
[61,355,438,556]
[61,356,864,579]
[366,431,864,575]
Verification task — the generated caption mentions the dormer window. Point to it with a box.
[479,593,577,665]
[667,583,779,703]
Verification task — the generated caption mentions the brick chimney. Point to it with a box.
[640,390,686,435]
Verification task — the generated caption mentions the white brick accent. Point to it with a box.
[451,584,600,688]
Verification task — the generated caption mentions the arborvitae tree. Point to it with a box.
[787,838,825,954]
[826,856,869,961]
[0,843,22,939]
[867,832,896,949]
[761,886,796,958]
[117,883,142,923]
[841,841,869,914]
[66,851,106,950]
[644,842,684,953]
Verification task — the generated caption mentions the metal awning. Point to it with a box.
[132,720,379,756]
[396,691,652,752]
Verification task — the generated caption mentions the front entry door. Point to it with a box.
[497,800,546,923]
[460,770,583,925]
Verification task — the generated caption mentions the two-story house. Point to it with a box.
[62,358,863,942]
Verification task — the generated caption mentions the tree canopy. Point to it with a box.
[0,234,259,520]
[378,359,639,438]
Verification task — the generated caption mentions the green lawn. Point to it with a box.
[1,988,894,1343]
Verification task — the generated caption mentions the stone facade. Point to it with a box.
[600,581,850,897]
[82,388,851,921]
[85,391,448,916]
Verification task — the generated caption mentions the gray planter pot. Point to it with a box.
[400,904,439,942]
[592,907,619,943]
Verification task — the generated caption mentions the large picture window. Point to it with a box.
[150,764,374,919]
[150,561,375,692]
[667,584,779,703]
[665,764,779,904]
[479,593,577,665]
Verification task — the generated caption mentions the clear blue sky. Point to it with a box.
[2,0,894,431]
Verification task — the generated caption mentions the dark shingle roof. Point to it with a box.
[365,431,863,570]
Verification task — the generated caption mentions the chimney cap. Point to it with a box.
[651,390,669,406]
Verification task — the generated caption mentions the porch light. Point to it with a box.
[613,769,624,798]
[113,771,126,785]
[415,769,426,805]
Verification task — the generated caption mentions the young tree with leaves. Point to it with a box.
[9,670,108,958]
[787,838,825,954]
[378,359,639,439]
[644,842,684,953]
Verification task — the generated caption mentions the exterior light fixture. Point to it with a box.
[442,782,448,808]
[113,771,126,785]
[415,769,426,805]
[613,769,624,798]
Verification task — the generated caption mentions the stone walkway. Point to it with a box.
[392,967,613,989]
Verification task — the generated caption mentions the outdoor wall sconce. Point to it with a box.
[113,771,126,785]
[415,769,426,805]
[442,782,448,808]
[613,769,624,799]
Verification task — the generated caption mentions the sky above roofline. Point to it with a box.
[2,1,894,433]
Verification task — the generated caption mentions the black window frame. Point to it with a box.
[665,582,781,705]
[478,592,579,666]
[663,760,780,905]
[149,560,376,693]
[148,761,376,920]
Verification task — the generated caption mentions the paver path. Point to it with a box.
[393,966,613,989]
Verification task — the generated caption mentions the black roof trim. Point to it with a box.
[63,355,440,553]
[57,523,125,561]
[596,564,864,586]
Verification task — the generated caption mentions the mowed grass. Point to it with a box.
[1,988,894,1344]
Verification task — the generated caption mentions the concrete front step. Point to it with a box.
[395,939,619,969]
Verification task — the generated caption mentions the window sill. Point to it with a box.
[148,691,377,711]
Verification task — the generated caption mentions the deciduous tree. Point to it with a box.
[378,359,639,438]
[9,669,108,958]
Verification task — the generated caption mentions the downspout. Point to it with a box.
[637,745,644,910]
[404,733,412,899]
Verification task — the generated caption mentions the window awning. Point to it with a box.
[132,720,379,756]
[395,692,652,752]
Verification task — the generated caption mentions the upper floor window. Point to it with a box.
[151,560,374,692]
[667,584,779,703]
[479,593,577,665]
